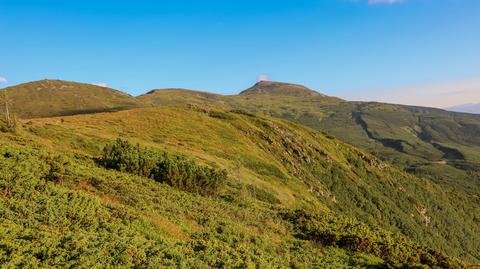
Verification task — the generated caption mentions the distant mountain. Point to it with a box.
[137,88,225,107]
[240,81,326,97]
[138,82,343,113]
[0,79,142,118]
[447,103,480,114]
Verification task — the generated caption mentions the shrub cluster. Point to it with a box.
[208,111,234,120]
[245,184,280,204]
[282,209,465,269]
[102,139,227,195]
[0,142,383,268]
[42,155,69,182]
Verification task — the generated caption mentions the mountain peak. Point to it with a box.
[2,79,140,118]
[239,81,325,97]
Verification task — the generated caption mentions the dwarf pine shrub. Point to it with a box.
[282,209,464,269]
[102,139,227,195]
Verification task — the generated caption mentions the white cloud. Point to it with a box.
[257,74,270,82]
[0,76,7,83]
[368,0,404,4]
[92,82,108,87]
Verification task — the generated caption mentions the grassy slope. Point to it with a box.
[135,87,480,263]
[138,84,480,193]
[2,80,480,266]
[138,88,227,108]
[1,79,142,118]
[1,135,346,268]
[6,78,480,177]
[6,106,478,265]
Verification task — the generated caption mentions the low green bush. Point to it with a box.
[230,109,256,117]
[0,142,383,268]
[102,139,227,195]
[246,184,280,204]
[42,155,69,183]
[282,209,465,269]
[208,111,234,120]
[101,139,158,177]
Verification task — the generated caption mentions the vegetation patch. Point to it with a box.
[101,139,228,195]
[282,209,465,269]
[245,184,281,204]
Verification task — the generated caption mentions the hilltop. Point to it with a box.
[138,88,225,107]
[0,79,142,118]
[240,81,327,97]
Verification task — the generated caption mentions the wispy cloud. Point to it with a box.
[349,77,480,108]
[368,0,404,5]
[93,82,108,87]
[257,74,270,82]
[0,76,7,83]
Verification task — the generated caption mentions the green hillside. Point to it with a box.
[0,105,478,267]
[4,78,480,205]
[0,79,142,118]
[1,79,480,267]
[138,88,226,107]
[138,81,480,195]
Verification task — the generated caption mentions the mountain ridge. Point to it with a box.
[5,79,475,115]
[3,79,480,185]
[447,103,480,114]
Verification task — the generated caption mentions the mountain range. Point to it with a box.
[447,103,480,114]
[1,79,479,268]
[8,79,478,191]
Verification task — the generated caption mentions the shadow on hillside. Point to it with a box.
[24,105,143,119]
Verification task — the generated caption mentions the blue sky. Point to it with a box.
[0,0,479,107]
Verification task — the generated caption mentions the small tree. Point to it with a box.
[1,90,16,131]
